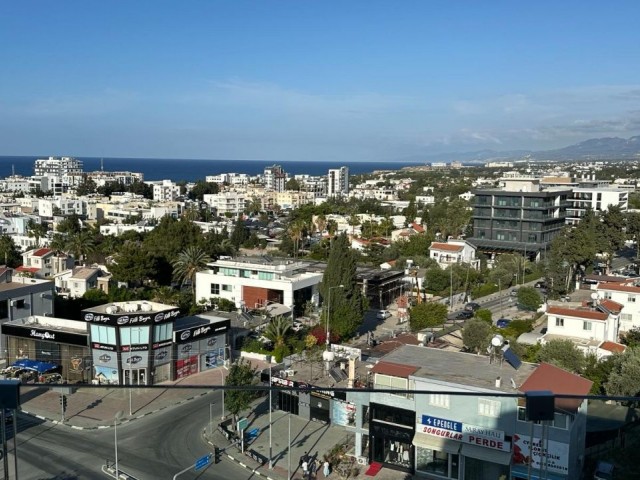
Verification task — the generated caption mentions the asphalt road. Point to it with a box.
[5,391,251,480]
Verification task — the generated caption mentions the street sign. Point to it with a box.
[237,417,249,432]
[194,454,212,472]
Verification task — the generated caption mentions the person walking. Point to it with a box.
[323,460,330,478]
[302,459,309,479]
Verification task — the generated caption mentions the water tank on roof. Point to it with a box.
[141,302,152,312]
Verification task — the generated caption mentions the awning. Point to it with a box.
[265,303,291,317]
[460,443,511,465]
[11,359,59,374]
[412,433,460,454]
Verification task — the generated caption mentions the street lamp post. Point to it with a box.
[114,410,124,479]
[220,367,225,420]
[269,364,273,469]
[128,326,143,417]
[326,285,344,350]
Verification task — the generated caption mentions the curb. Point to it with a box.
[204,431,281,480]
[21,391,211,430]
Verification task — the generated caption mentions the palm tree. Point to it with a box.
[246,196,262,216]
[288,220,305,259]
[348,214,361,236]
[26,219,48,248]
[152,286,179,305]
[66,231,95,264]
[316,214,327,235]
[263,316,291,350]
[172,246,212,295]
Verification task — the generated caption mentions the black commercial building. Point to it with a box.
[173,316,230,380]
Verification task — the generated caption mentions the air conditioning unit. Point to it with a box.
[285,369,295,377]
[357,457,368,466]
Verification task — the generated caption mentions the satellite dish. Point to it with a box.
[491,335,504,347]
[590,292,598,300]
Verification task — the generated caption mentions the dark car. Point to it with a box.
[464,302,481,312]
[496,318,512,329]
[455,310,473,320]
[534,281,547,289]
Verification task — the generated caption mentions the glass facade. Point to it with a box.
[416,447,459,478]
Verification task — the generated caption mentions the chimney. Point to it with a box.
[495,377,502,388]
[348,355,357,388]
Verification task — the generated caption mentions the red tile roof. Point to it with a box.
[547,306,608,321]
[371,361,419,378]
[599,299,624,314]
[430,242,463,252]
[32,248,52,257]
[411,223,425,233]
[597,283,640,294]
[520,363,593,411]
[599,341,626,354]
[16,266,39,273]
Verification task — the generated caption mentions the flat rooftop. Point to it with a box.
[83,300,175,314]
[379,344,537,392]
[5,315,88,334]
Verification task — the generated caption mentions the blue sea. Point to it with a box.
[0,156,428,182]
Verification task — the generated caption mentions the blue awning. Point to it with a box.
[11,359,59,374]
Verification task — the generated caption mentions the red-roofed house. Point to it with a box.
[513,363,592,479]
[20,248,74,279]
[596,282,640,333]
[429,240,480,270]
[544,305,621,358]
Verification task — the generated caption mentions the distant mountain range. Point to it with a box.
[403,136,640,164]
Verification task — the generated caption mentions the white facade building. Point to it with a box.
[195,257,323,312]
[263,165,287,192]
[596,283,640,333]
[34,156,83,177]
[566,186,628,225]
[429,240,480,270]
[152,180,181,202]
[203,192,246,217]
[328,167,349,197]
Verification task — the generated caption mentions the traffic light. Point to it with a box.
[214,446,221,464]
[60,395,67,412]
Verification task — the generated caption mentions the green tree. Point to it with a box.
[583,353,615,395]
[423,267,450,294]
[230,216,249,249]
[75,177,97,196]
[409,302,448,332]
[319,233,365,339]
[517,287,542,311]
[462,318,492,354]
[109,242,169,287]
[621,327,640,348]
[56,214,83,235]
[536,340,585,374]
[285,178,301,191]
[0,235,21,267]
[172,246,212,295]
[66,231,95,263]
[604,349,640,399]
[263,316,292,361]
[26,219,48,248]
[599,206,626,272]
[188,181,219,201]
[474,308,492,324]
[224,358,258,427]
[627,212,640,260]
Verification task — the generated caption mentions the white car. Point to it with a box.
[376,310,392,320]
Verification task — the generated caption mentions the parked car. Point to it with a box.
[534,281,547,289]
[455,310,473,320]
[376,310,392,320]
[496,318,512,329]
[510,289,519,297]
[593,461,615,480]
[464,302,481,312]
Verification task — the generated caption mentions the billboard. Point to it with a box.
[512,434,569,475]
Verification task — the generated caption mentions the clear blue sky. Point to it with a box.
[2,1,640,161]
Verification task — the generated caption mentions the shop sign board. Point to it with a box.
[512,434,569,474]
[418,415,511,452]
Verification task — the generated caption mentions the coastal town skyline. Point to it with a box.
[3,2,640,162]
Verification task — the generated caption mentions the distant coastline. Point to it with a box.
[0,156,429,182]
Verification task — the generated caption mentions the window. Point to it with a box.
[621,313,633,322]
[220,268,238,276]
[429,393,450,409]
[517,407,572,429]
[416,448,459,478]
[375,374,411,398]
[258,271,274,280]
[90,325,117,345]
[210,284,220,295]
[13,299,25,309]
[120,326,150,345]
[555,317,564,327]
[154,323,173,342]
[0,300,8,319]
[222,284,232,292]
[583,321,592,331]
[478,398,501,418]
[603,292,612,300]
[628,295,636,303]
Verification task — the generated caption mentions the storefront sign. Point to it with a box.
[271,376,295,388]
[1,323,88,347]
[173,319,230,344]
[418,418,511,452]
[121,344,149,352]
[82,307,180,326]
[92,342,116,351]
[512,434,569,474]
[332,400,356,426]
[152,340,172,349]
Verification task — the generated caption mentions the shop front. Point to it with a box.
[2,319,90,383]
[152,340,172,383]
[272,375,300,415]
[510,435,569,480]
[369,403,415,473]
[310,390,332,424]
[172,319,230,380]
[413,414,512,479]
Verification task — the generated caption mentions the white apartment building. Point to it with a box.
[205,173,250,186]
[566,186,628,225]
[596,283,640,333]
[429,240,480,270]
[53,266,110,298]
[19,248,74,279]
[38,197,86,217]
[87,170,144,187]
[0,176,31,194]
[263,165,287,192]
[34,156,83,177]
[542,305,623,358]
[328,167,349,197]
[151,180,181,202]
[195,257,323,312]
[203,192,246,217]
[100,223,156,236]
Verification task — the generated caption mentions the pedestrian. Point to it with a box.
[302,459,309,478]
[309,458,317,478]
[323,460,330,478]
